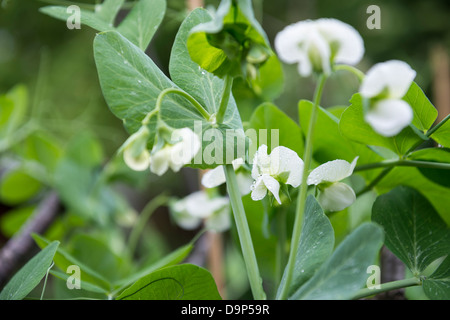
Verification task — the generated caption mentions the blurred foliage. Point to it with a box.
[0,0,449,300]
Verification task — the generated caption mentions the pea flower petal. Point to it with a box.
[275,18,364,77]
[364,99,414,137]
[150,127,201,176]
[251,144,303,204]
[360,60,416,99]
[307,157,358,212]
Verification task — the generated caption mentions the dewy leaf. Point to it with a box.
[95,29,244,168]
[372,186,450,274]
[117,264,221,300]
[169,8,242,131]
[277,196,334,298]
[423,255,450,300]
[403,82,438,132]
[117,0,166,51]
[0,241,59,300]
[290,223,384,300]
[248,102,304,159]
[339,93,425,156]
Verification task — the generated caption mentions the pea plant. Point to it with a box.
[1,0,449,301]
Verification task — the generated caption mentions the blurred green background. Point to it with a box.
[0,0,449,299]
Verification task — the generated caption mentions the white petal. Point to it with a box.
[169,128,201,172]
[149,146,171,176]
[316,18,364,66]
[236,172,253,195]
[231,157,245,170]
[360,60,416,99]
[269,146,304,187]
[262,175,281,204]
[251,176,268,201]
[307,157,359,185]
[205,206,231,232]
[123,148,150,171]
[184,191,229,218]
[251,144,270,179]
[318,182,356,212]
[365,99,413,137]
[170,199,202,230]
[201,165,226,189]
[275,20,312,64]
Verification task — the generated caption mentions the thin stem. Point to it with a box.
[355,159,450,172]
[426,113,450,137]
[356,167,393,197]
[333,64,365,83]
[144,88,211,125]
[277,74,327,300]
[351,277,422,300]
[275,209,287,285]
[127,193,170,258]
[216,75,234,125]
[224,164,266,300]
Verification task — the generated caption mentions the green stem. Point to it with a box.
[277,74,327,300]
[127,193,170,258]
[355,159,450,172]
[144,88,211,125]
[426,113,450,137]
[351,277,421,300]
[333,64,365,82]
[224,164,266,300]
[275,209,287,285]
[215,75,234,125]
[356,167,393,197]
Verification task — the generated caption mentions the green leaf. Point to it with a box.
[409,147,450,188]
[430,118,450,148]
[290,223,384,300]
[69,234,131,283]
[20,131,63,171]
[0,84,28,138]
[95,0,125,25]
[32,234,112,292]
[113,242,193,293]
[186,0,272,78]
[39,6,112,31]
[423,255,450,300]
[169,7,243,135]
[117,264,221,300]
[248,102,303,158]
[403,82,438,132]
[49,269,109,294]
[0,206,35,238]
[277,196,334,298]
[372,186,450,274]
[0,241,59,300]
[94,30,244,168]
[339,93,424,156]
[0,168,42,205]
[117,0,166,51]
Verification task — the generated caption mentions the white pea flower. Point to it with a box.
[251,145,304,204]
[169,191,231,232]
[307,157,358,212]
[122,126,151,171]
[150,128,201,176]
[275,18,364,77]
[201,158,253,195]
[360,60,416,137]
